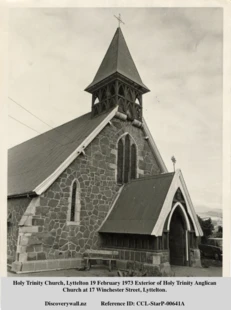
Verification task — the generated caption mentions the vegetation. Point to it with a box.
[197,215,214,242]
[213,226,223,238]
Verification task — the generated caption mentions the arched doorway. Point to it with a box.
[168,205,189,266]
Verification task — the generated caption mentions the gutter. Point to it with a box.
[7,191,38,199]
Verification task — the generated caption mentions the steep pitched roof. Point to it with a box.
[8,109,115,197]
[99,173,174,235]
[99,170,203,237]
[8,106,167,197]
[86,27,149,91]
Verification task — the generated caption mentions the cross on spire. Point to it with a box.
[114,13,125,28]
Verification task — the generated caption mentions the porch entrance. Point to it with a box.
[169,206,188,266]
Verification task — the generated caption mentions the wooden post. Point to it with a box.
[115,80,119,106]
[155,237,159,250]
[185,230,189,266]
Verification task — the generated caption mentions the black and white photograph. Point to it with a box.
[6,6,224,278]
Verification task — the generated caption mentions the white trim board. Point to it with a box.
[151,169,203,237]
[166,202,191,231]
[33,107,168,195]
[34,107,118,195]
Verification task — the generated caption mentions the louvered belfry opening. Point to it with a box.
[117,134,137,184]
[85,27,149,121]
[90,80,144,121]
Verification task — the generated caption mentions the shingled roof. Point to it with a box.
[85,27,149,91]
[99,173,175,235]
[8,110,114,197]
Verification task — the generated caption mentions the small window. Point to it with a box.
[117,139,124,184]
[130,144,137,179]
[124,135,130,183]
[70,181,77,222]
[68,180,81,225]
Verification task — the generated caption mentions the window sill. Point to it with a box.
[66,221,80,226]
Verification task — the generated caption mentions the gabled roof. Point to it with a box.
[8,109,116,197]
[99,173,174,235]
[85,27,149,91]
[99,170,203,237]
[8,107,167,198]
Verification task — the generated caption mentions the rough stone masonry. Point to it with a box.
[12,116,161,266]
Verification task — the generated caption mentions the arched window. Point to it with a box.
[69,180,81,224]
[124,135,130,183]
[70,181,77,222]
[131,144,137,179]
[117,134,137,184]
[117,139,124,184]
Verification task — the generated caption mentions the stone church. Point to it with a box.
[8,26,203,274]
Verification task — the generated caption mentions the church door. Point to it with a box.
[169,207,187,266]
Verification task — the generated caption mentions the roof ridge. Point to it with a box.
[116,27,120,72]
[117,27,142,81]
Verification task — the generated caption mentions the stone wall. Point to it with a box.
[15,117,161,263]
[7,197,31,263]
[190,248,201,267]
[113,249,171,276]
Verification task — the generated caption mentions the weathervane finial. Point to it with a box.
[114,13,125,28]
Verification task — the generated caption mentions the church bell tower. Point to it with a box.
[85,26,150,123]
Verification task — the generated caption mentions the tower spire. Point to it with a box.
[85,27,149,122]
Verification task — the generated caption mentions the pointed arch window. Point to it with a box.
[70,181,77,222]
[117,139,124,184]
[131,144,137,180]
[68,180,81,225]
[117,134,137,184]
[124,135,130,183]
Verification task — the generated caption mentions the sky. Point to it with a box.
[8,8,223,212]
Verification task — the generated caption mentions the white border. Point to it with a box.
[167,202,191,231]
[151,169,203,237]
[1,0,230,279]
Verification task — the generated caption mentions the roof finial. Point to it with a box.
[114,13,125,28]
[171,156,176,172]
